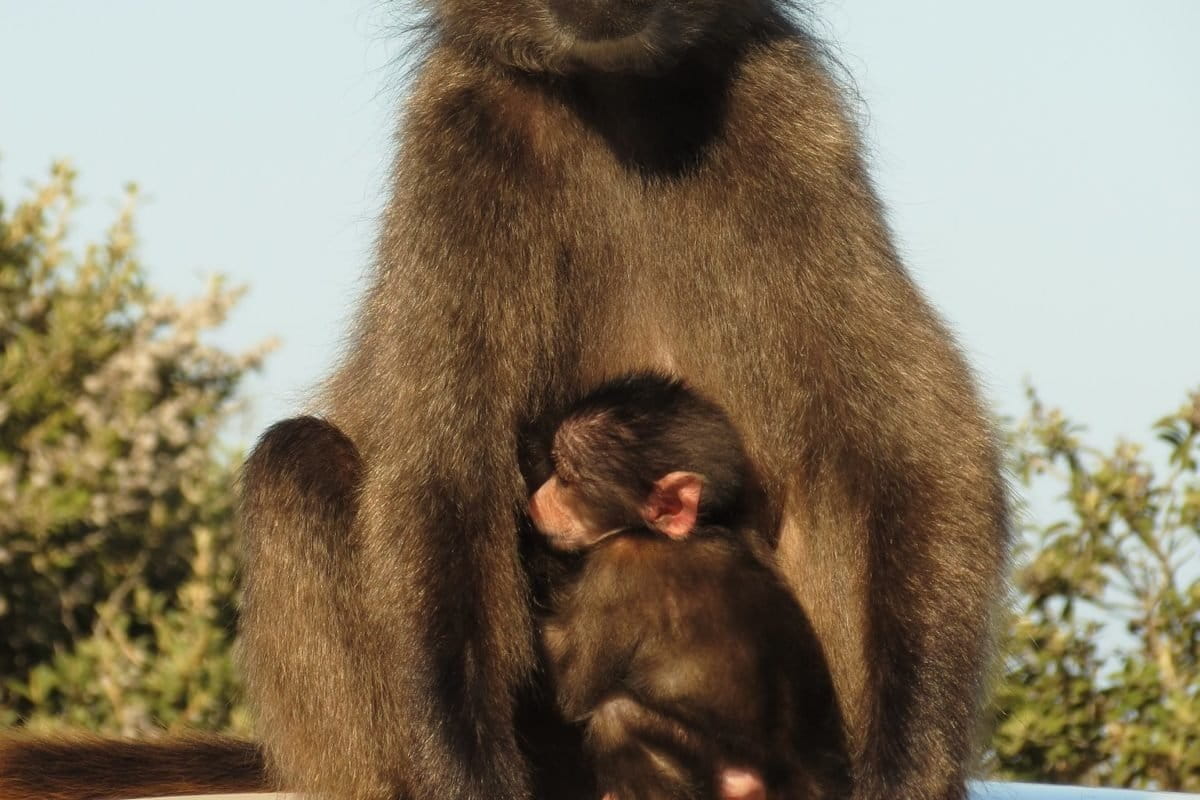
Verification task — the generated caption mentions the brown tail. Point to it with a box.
[0,732,270,800]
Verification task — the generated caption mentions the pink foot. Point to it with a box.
[720,766,767,800]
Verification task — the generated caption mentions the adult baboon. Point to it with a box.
[0,2,1009,799]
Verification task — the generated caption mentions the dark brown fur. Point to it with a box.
[547,535,845,800]
[0,1,1009,799]
[0,734,265,800]
[534,374,849,800]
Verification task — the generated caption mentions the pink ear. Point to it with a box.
[644,472,702,539]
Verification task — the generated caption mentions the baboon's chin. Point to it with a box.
[563,32,679,73]
[546,0,660,42]
[553,10,706,74]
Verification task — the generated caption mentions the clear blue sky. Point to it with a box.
[2,0,1198,451]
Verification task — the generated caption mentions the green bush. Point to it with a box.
[991,388,1200,790]
[0,163,271,734]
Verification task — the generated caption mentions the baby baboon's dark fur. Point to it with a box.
[0,1,1009,799]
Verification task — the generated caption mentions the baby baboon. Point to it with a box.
[532,373,848,800]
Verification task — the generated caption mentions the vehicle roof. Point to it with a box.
[973,781,1192,800]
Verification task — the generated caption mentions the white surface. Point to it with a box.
[972,782,1192,800]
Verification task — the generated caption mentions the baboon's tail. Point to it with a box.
[0,733,270,800]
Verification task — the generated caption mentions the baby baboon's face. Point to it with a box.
[431,0,755,73]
